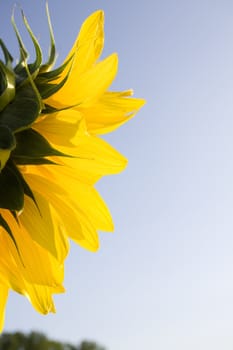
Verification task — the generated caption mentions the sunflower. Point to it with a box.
[0,6,145,330]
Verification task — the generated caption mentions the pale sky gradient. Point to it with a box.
[1,1,233,349]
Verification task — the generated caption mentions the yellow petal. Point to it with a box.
[65,134,128,175]
[33,110,82,149]
[23,283,63,314]
[83,90,146,134]
[0,285,8,332]
[34,115,127,177]
[19,194,68,261]
[24,173,84,241]
[69,208,99,251]
[0,226,64,316]
[47,168,114,232]
[0,212,64,287]
[35,166,113,231]
[23,171,100,251]
[63,10,104,78]
[48,53,118,108]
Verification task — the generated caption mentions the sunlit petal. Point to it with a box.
[0,7,144,330]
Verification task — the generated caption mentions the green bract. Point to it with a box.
[0,4,73,245]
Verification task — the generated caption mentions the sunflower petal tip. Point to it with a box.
[51,305,56,313]
[91,239,100,252]
[123,156,128,169]
[88,9,104,26]
[112,52,118,61]
[96,9,104,20]
[138,98,147,108]
[127,89,134,96]
[95,242,100,252]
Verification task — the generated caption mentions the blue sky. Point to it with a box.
[1,0,233,349]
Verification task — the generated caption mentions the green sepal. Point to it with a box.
[0,39,14,69]
[9,160,40,212]
[10,210,19,224]
[12,157,57,165]
[0,213,19,255]
[11,9,29,77]
[0,61,16,112]
[36,54,74,100]
[39,3,56,73]
[12,9,42,82]
[0,162,24,211]
[12,128,69,159]
[42,104,58,114]
[1,209,24,263]
[0,84,41,132]
[36,77,67,99]
[37,55,73,82]
[0,125,16,150]
[41,103,80,115]
[0,126,16,171]
[21,10,42,76]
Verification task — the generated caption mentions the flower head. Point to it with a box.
[0,6,145,329]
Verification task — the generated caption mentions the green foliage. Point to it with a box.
[77,341,105,350]
[0,332,106,350]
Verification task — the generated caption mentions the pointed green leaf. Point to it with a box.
[0,126,16,170]
[10,210,19,224]
[36,78,67,99]
[37,55,73,82]
[12,128,69,159]
[0,125,16,150]
[12,9,42,83]
[0,61,16,112]
[0,213,19,253]
[36,54,74,99]
[21,10,42,75]
[41,103,80,115]
[19,53,44,112]
[12,157,57,165]
[41,104,58,114]
[39,2,56,73]
[11,8,29,77]
[8,160,40,212]
[0,163,24,211]
[0,39,13,68]
[0,84,41,132]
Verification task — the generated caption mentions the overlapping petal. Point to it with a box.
[0,215,65,317]
[47,53,118,108]
[61,10,104,80]
[34,116,128,178]
[83,90,146,134]
[0,7,145,329]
